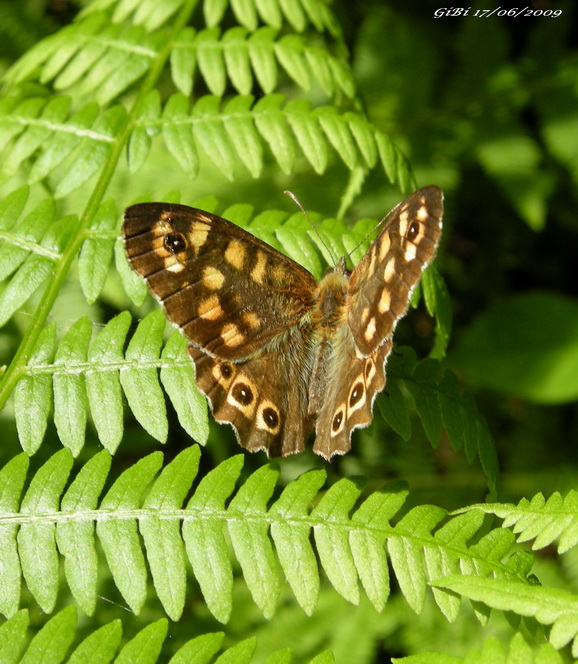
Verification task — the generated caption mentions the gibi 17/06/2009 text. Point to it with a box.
[433,6,562,17]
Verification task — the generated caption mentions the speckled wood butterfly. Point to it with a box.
[122,186,443,459]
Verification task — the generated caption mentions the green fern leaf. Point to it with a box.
[466,490,578,555]
[14,324,56,453]
[228,464,281,618]
[434,575,578,657]
[140,446,201,621]
[167,632,224,664]
[120,310,169,442]
[223,95,264,177]
[0,455,29,618]
[67,619,122,664]
[97,451,164,615]
[78,200,118,303]
[85,312,131,452]
[311,477,365,605]
[253,94,296,173]
[183,455,245,623]
[0,609,28,664]
[350,481,409,612]
[53,317,92,455]
[389,505,446,613]
[57,450,111,616]
[18,450,73,613]
[160,331,210,443]
[19,605,76,664]
[115,618,168,664]
[285,98,328,174]
[269,469,326,614]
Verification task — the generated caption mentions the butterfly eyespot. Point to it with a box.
[407,221,420,242]
[220,363,233,379]
[263,407,279,428]
[232,382,254,406]
[332,409,344,433]
[349,382,365,407]
[164,232,187,254]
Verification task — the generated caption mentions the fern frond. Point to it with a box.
[382,349,498,494]
[0,448,532,623]
[0,605,335,663]
[12,310,208,455]
[3,14,350,102]
[462,491,578,554]
[393,633,565,664]
[433,575,578,657]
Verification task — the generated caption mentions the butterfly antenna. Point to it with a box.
[343,215,387,267]
[283,190,338,267]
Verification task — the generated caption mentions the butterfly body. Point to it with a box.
[123,186,443,459]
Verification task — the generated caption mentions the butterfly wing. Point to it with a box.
[347,186,443,356]
[314,186,443,458]
[123,203,318,361]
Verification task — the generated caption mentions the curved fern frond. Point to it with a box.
[0,447,533,623]
[0,606,334,663]
[462,491,578,554]
[3,13,350,103]
[394,633,566,664]
[433,575,578,657]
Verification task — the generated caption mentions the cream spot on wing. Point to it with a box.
[198,294,223,320]
[404,243,417,261]
[225,239,246,270]
[272,265,286,283]
[257,400,281,434]
[221,323,245,347]
[378,234,391,262]
[383,256,397,282]
[364,316,377,342]
[202,266,225,290]
[365,358,376,385]
[417,205,428,221]
[398,210,409,238]
[152,219,172,236]
[243,312,261,330]
[361,307,371,325]
[378,288,391,313]
[165,259,186,272]
[251,251,267,284]
[189,221,210,253]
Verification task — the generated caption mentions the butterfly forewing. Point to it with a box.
[123,203,318,361]
[347,186,443,356]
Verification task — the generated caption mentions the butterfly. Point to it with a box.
[122,186,443,459]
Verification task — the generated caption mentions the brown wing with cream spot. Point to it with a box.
[189,329,315,457]
[123,203,318,361]
[347,186,443,357]
[313,331,392,459]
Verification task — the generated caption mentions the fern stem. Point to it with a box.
[0,0,200,412]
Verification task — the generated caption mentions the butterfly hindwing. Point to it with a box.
[189,333,315,457]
